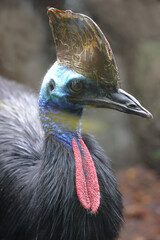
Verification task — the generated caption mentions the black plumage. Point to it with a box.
[0,7,152,240]
[0,77,123,240]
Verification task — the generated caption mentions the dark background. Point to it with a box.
[0,1,160,238]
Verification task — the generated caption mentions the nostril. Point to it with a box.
[127,103,137,109]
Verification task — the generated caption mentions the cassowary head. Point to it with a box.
[39,8,152,143]
[40,8,152,119]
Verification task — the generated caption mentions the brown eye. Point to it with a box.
[70,79,83,92]
[48,79,55,93]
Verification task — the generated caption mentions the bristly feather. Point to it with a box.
[0,77,123,240]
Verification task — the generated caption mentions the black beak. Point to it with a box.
[96,88,153,119]
[69,88,153,119]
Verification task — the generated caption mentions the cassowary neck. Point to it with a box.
[39,96,83,148]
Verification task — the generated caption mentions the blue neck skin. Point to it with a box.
[39,98,83,148]
[39,62,85,149]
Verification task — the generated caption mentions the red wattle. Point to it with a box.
[79,137,100,213]
[72,138,91,210]
[72,137,100,213]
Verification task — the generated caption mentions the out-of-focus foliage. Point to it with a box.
[0,0,47,89]
[117,166,160,240]
[127,41,160,173]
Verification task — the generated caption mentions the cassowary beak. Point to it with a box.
[89,88,153,119]
[69,88,153,119]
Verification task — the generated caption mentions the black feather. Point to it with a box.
[0,77,123,240]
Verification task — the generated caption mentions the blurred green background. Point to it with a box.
[0,0,160,173]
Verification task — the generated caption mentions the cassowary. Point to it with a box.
[0,8,152,240]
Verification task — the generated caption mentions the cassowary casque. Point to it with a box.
[0,8,152,240]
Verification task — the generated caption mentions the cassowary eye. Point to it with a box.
[48,79,55,93]
[70,79,83,92]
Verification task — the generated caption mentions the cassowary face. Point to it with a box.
[40,62,84,113]
[39,61,100,114]
[40,61,152,119]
